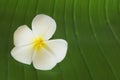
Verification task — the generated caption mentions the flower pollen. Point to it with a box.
[33,37,46,50]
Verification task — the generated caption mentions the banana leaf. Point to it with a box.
[0,0,120,80]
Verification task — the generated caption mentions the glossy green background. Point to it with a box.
[0,0,120,80]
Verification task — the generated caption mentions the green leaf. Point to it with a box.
[0,0,120,80]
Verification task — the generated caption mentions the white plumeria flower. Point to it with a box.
[11,14,68,70]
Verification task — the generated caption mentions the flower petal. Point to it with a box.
[11,45,34,65]
[46,39,68,63]
[14,25,34,46]
[33,48,57,70]
[32,14,56,40]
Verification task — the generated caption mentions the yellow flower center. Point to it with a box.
[32,37,46,50]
